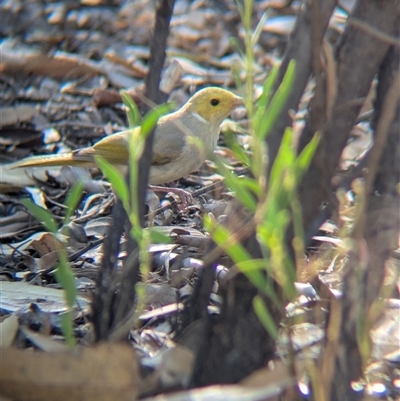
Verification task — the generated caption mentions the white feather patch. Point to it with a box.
[191,111,207,124]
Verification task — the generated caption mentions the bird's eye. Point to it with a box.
[210,98,220,106]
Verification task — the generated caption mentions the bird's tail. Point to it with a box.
[9,153,93,169]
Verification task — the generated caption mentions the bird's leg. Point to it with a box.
[149,185,194,211]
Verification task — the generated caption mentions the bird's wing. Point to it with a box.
[151,120,187,165]
[82,124,186,166]
[83,131,130,164]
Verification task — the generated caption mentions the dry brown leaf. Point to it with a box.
[0,105,38,127]
[1,342,139,401]
[157,345,194,387]
[0,210,32,239]
[142,283,178,309]
[0,281,89,314]
[0,164,67,193]
[1,232,68,257]
[0,314,19,347]
[30,233,64,257]
[0,46,101,79]
[19,326,68,352]
[140,345,194,395]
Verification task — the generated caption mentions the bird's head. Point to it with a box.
[185,87,243,128]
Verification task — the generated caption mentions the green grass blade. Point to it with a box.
[223,131,251,167]
[213,156,257,212]
[121,91,140,128]
[253,295,279,339]
[63,180,84,224]
[146,228,172,244]
[251,10,270,46]
[60,312,75,347]
[94,155,129,212]
[55,258,77,308]
[204,214,253,264]
[268,127,293,190]
[256,60,296,140]
[253,66,279,130]
[21,199,58,233]
[140,104,172,137]
[295,132,320,177]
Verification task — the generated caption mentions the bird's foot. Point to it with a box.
[149,185,193,211]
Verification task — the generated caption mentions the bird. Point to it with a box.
[10,87,243,208]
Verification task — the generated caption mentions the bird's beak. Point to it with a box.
[233,96,244,107]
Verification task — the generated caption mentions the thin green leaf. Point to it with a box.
[123,127,144,160]
[64,180,84,223]
[235,0,244,21]
[278,257,297,300]
[295,132,320,176]
[236,258,268,272]
[243,0,253,30]
[21,199,58,233]
[130,225,143,244]
[268,127,293,190]
[249,139,268,184]
[256,60,296,140]
[253,295,279,339]
[55,260,77,308]
[146,228,172,244]
[128,131,145,225]
[204,215,252,264]
[235,259,268,290]
[253,66,279,130]
[251,10,270,46]
[237,176,261,197]
[245,270,268,294]
[60,312,76,347]
[121,91,140,128]
[263,206,291,238]
[261,65,279,106]
[230,37,245,60]
[213,156,257,212]
[223,131,251,166]
[140,104,172,137]
[54,251,77,347]
[95,155,129,211]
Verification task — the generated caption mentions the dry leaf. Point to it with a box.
[0,281,90,314]
[0,314,19,347]
[1,342,138,401]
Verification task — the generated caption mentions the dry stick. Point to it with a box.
[311,0,326,128]
[307,0,332,217]
[68,238,104,263]
[264,1,337,251]
[92,199,127,341]
[281,2,338,252]
[348,17,400,47]
[298,0,399,238]
[357,109,374,123]
[92,0,175,341]
[137,0,175,224]
[321,14,400,397]
[108,0,176,341]
[266,0,338,167]
[322,40,337,121]
[364,67,400,195]
[353,67,400,239]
